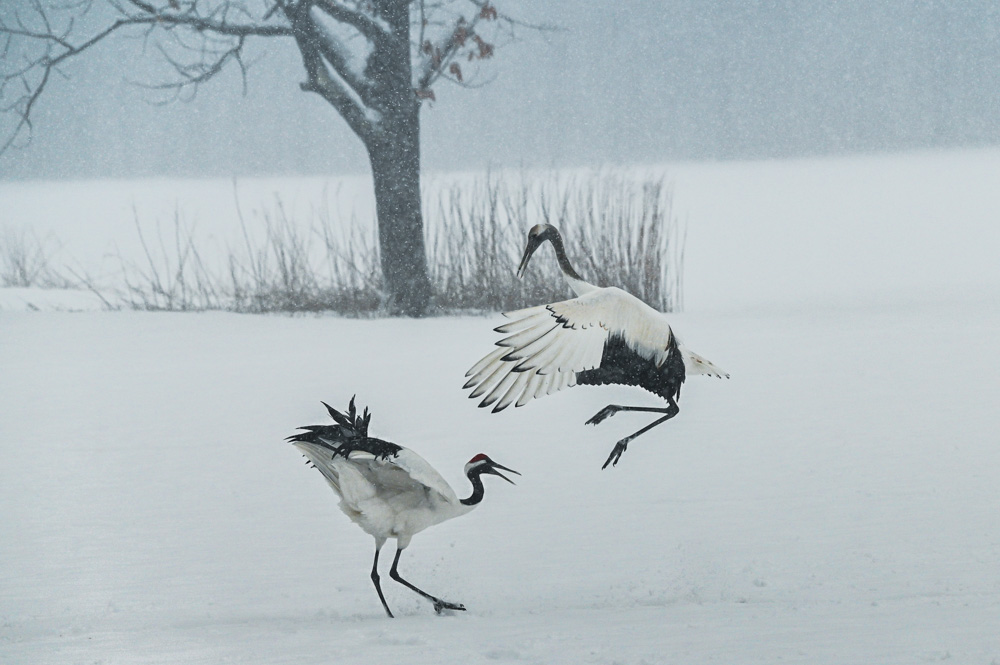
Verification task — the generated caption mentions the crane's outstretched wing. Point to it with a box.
[464,287,680,412]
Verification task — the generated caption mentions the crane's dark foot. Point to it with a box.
[601,439,629,469]
[587,405,622,426]
[433,600,466,614]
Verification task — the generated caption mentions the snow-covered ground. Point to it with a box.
[3,149,1000,664]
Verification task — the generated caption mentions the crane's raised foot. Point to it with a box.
[433,600,466,614]
[602,438,629,469]
[586,405,622,426]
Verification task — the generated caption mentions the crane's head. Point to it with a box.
[464,453,520,484]
[516,224,559,279]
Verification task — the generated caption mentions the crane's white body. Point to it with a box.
[289,401,517,616]
[467,286,729,412]
[292,441,473,548]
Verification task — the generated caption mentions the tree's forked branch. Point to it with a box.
[313,0,393,44]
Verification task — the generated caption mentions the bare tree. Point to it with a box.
[0,0,528,316]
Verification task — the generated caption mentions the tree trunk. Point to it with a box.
[358,0,432,317]
[365,108,432,317]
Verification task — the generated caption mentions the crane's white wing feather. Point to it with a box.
[362,448,459,505]
[680,346,730,378]
[465,287,679,411]
[291,440,349,495]
[292,442,458,506]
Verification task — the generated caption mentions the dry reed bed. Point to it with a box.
[1,170,683,315]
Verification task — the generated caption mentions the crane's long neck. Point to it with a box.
[459,470,488,506]
[546,231,596,296]
[547,231,584,283]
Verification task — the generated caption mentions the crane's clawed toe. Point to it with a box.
[601,439,629,469]
[586,405,622,426]
[433,600,466,614]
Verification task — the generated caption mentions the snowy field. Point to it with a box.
[3,149,1000,663]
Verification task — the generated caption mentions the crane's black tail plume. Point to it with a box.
[286,396,400,460]
[322,395,372,437]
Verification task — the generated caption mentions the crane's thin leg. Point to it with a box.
[371,544,394,618]
[586,404,673,426]
[600,399,680,470]
[389,548,466,614]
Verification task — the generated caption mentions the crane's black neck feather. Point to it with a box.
[460,468,489,506]
[541,227,586,284]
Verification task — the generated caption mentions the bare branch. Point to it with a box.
[262,1,283,21]
[0,0,295,153]
[417,0,426,54]
[306,7,375,105]
[0,10,161,152]
[415,11,482,92]
[313,0,392,45]
[0,25,75,51]
[411,0,554,97]
[140,35,248,94]
[1,0,548,156]
[465,0,559,33]
[120,0,294,38]
[286,1,377,140]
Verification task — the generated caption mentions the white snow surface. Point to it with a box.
[0,287,106,312]
[3,149,1000,663]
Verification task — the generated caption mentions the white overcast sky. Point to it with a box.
[2,0,1000,180]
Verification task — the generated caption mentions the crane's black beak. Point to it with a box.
[486,461,520,485]
[516,237,541,279]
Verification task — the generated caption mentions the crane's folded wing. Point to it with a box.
[350,449,459,505]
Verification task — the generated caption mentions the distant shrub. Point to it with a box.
[23,169,684,315]
[426,170,682,313]
[0,227,71,289]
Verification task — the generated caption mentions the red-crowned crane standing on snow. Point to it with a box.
[288,398,519,618]
[464,224,729,469]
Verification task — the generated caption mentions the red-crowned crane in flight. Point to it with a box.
[288,398,519,618]
[464,224,729,469]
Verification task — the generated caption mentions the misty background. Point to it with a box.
[2,0,1000,181]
